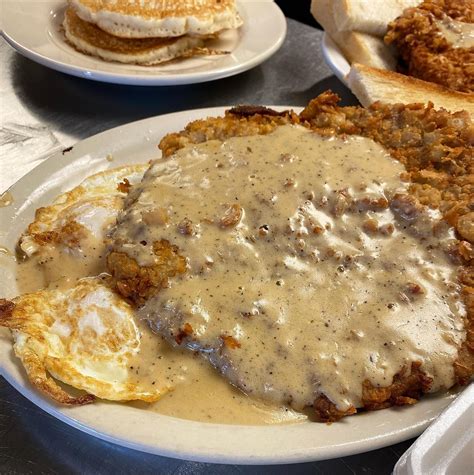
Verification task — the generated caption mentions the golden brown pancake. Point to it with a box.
[63,7,207,65]
[70,0,243,38]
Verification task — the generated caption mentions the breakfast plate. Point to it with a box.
[321,33,350,85]
[0,106,462,464]
[0,1,286,86]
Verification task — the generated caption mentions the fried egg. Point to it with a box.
[0,163,171,404]
[0,277,168,404]
[21,164,146,257]
[18,165,146,289]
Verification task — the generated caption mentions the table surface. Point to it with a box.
[0,17,415,474]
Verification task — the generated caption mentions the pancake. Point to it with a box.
[63,7,207,65]
[70,0,243,38]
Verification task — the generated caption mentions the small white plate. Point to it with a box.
[0,107,461,464]
[321,33,350,85]
[0,0,286,86]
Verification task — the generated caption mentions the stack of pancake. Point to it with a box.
[63,0,243,65]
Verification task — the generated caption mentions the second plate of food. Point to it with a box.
[0,104,466,464]
[1,0,286,86]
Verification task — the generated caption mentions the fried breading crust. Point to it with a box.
[108,91,473,421]
[31,220,87,248]
[160,107,300,158]
[313,362,433,422]
[299,93,473,236]
[107,240,187,306]
[385,0,474,93]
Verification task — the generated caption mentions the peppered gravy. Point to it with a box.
[110,124,465,413]
[436,15,474,49]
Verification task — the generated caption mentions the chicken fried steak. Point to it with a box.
[385,0,474,93]
[107,93,473,421]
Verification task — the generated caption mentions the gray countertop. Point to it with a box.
[0,18,414,474]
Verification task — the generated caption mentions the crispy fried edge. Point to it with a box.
[0,289,169,405]
[25,164,146,237]
[385,0,474,93]
[159,107,300,158]
[0,298,95,405]
[107,240,187,306]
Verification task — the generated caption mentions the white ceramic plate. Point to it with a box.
[321,33,350,85]
[0,0,286,86]
[0,107,461,464]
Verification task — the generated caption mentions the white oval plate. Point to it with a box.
[0,0,286,86]
[0,107,460,464]
[321,33,350,85]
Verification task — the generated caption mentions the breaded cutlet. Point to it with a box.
[385,0,474,93]
[106,92,473,421]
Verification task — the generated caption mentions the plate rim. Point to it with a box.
[0,105,461,464]
[0,0,287,86]
[321,32,350,86]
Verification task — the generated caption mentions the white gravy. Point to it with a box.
[15,125,466,421]
[110,125,466,412]
[16,225,305,424]
[0,191,13,208]
[436,15,474,49]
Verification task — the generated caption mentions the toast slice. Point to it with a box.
[311,0,397,69]
[310,0,341,36]
[347,63,474,115]
[331,0,421,36]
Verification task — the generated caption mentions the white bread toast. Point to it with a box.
[330,0,421,36]
[310,0,341,36]
[347,63,474,115]
[339,32,397,70]
[311,0,397,69]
